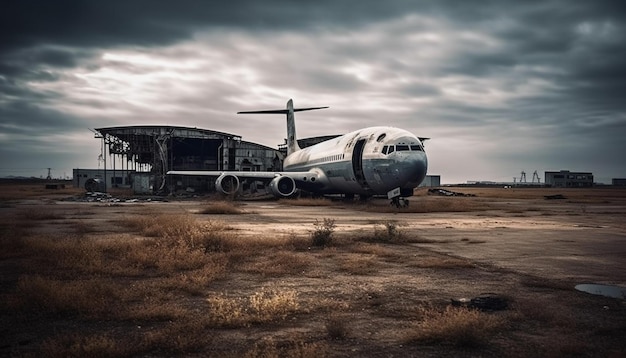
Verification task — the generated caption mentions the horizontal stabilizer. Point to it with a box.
[237,106,328,114]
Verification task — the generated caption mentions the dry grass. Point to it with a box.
[40,333,129,358]
[199,200,247,214]
[11,275,122,315]
[404,306,507,347]
[242,336,328,358]
[206,287,300,327]
[0,181,81,201]
[20,207,65,220]
[242,250,313,276]
[339,255,380,275]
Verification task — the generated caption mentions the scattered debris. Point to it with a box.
[544,194,566,200]
[62,192,169,203]
[428,188,476,197]
[451,293,508,311]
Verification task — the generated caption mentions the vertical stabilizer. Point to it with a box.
[285,99,300,155]
[237,99,328,156]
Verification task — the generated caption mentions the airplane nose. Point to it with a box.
[402,152,428,186]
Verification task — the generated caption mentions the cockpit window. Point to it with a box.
[387,145,395,154]
[376,133,386,142]
[396,145,410,151]
[410,145,423,151]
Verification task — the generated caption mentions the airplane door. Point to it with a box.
[352,139,370,190]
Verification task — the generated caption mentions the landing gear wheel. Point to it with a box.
[390,197,409,208]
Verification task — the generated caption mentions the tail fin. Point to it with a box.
[237,99,328,156]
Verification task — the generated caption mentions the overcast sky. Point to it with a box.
[1,1,625,183]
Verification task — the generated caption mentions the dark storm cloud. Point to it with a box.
[1,0,625,181]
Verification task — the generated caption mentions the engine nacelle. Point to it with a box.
[269,176,297,197]
[215,174,240,195]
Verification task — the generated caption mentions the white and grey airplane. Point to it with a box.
[167,99,428,206]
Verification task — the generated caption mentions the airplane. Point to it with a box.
[167,99,428,207]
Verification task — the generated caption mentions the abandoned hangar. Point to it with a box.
[75,125,339,194]
[77,125,285,194]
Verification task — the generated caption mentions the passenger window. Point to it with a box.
[377,133,386,142]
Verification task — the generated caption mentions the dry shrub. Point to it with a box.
[404,306,506,347]
[199,201,246,214]
[311,218,336,247]
[117,213,236,274]
[250,288,299,320]
[242,336,328,358]
[369,221,407,242]
[120,297,189,322]
[159,260,229,295]
[305,297,351,313]
[206,287,299,327]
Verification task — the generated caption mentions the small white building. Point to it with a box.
[419,175,441,187]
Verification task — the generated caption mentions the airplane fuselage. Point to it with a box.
[283,126,428,196]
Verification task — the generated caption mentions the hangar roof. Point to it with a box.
[94,125,241,141]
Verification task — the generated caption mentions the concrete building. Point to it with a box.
[545,170,593,188]
[73,168,134,191]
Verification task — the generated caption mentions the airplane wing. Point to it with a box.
[168,170,282,179]
[167,170,324,197]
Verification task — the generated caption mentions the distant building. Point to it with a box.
[545,170,593,188]
[612,178,626,186]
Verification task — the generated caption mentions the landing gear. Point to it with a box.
[390,197,409,208]
[387,187,409,208]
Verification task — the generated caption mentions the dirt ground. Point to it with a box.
[1,183,626,357]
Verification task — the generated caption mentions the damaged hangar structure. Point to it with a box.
[92,126,283,194]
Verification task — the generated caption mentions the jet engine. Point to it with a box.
[215,174,240,195]
[269,176,297,197]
